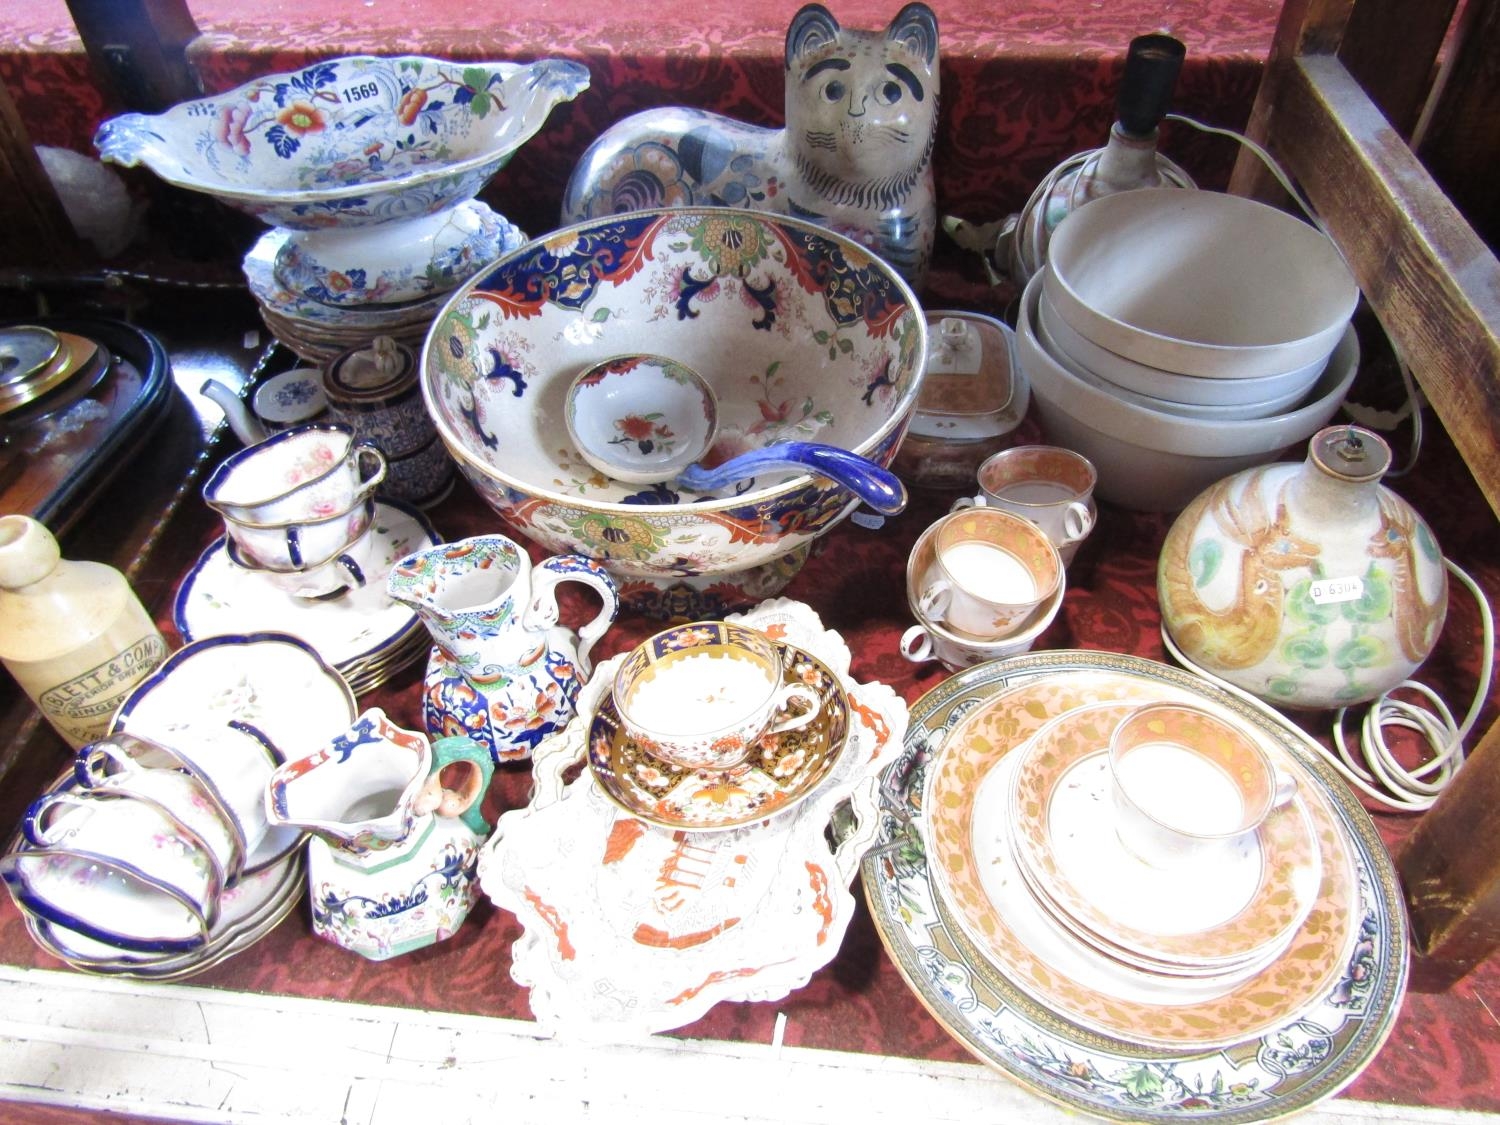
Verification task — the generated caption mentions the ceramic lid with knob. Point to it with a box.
[322,336,417,408]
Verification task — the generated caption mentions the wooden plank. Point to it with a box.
[0,78,81,268]
[0,966,1487,1124]
[1339,0,1460,137]
[63,0,201,113]
[1256,54,1500,518]
[1414,0,1500,248]
[1400,721,1500,972]
[1229,0,1354,203]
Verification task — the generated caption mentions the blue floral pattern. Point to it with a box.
[95,55,590,230]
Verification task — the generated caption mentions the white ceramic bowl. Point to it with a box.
[1043,189,1358,379]
[1036,286,1327,413]
[422,206,927,616]
[1016,273,1360,511]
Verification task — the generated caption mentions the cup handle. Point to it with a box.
[899,624,934,663]
[22,791,91,848]
[333,550,368,589]
[1272,770,1299,809]
[528,554,620,679]
[73,737,140,790]
[916,578,952,622]
[949,494,984,513]
[1062,500,1094,543]
[764,684,821,737]
[353,443,388,493]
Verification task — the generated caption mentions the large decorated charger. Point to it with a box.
[477,599,909,1036]
[421,207,927,617]
[97,56,587,318]
[863,651,1406,1123]
[95,55,588,231]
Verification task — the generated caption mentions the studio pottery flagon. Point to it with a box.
[1159,425,1447,709]
[386,535,619,762]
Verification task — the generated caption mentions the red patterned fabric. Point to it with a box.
[1,0,1273,257]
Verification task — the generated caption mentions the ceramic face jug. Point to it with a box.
[264,708,495,960]
[386,535,619,762]
[1158,425,1448,710]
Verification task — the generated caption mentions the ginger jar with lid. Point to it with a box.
[1158,425,1448,710]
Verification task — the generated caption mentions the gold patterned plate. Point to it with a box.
[587,643,850,832]
[863,651,1406,1123]
[0,325,62,385]
[922,663,1361,1051]
[1007,701,1322,971]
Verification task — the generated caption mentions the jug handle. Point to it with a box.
[427,736,497,836]
[525,555,620,678]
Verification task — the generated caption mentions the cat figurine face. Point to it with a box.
[561,3,940,287]
[784,4,939,195]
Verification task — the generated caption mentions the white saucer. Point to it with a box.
[1007,701,1322,969]
[173,498,440,674]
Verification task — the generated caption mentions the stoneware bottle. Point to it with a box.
[0,515,168,747]
[1158,426,1448,710]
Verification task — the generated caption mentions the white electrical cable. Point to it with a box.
[1161,557,1495,813]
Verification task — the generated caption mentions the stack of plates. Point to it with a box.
[173,498,440,695]
[242,227,521,365]
[1001,701,1321,991]
[862,650,1407,1123]
[6,632,360,981]
[11,773,304,983]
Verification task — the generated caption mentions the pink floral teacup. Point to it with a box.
[203,421,385,527]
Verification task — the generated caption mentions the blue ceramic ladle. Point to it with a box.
[676,442,907,515]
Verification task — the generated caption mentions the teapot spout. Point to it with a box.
[200,378,268,445]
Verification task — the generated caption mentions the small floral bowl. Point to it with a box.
[565,354,719,485]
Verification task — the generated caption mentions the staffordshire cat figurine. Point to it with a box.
[561,3,940,289]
